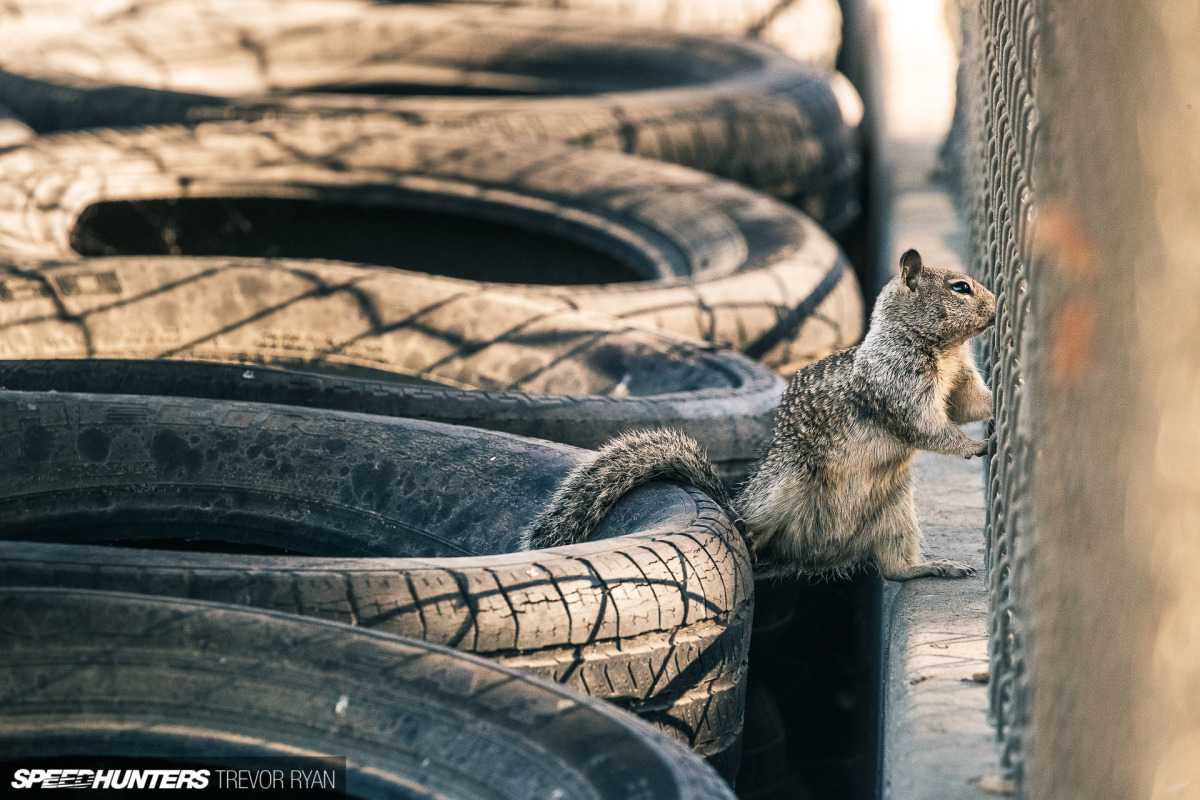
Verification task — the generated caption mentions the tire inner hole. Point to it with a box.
[71,196,646,285]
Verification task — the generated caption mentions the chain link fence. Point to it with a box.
[961,0,1041,785]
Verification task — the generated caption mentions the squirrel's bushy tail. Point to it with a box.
[521,428,736,550]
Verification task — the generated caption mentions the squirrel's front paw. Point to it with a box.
[964,435,993,459]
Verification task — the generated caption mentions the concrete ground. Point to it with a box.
[870,0,1010,797]
[881,443,1008,799]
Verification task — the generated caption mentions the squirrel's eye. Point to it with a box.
[950,281,974,295]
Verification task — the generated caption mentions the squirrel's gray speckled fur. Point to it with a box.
[523,250,995,581]
[521,428,738,551]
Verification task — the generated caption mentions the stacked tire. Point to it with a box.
[0,0,861,232]
[0,588,740,800]
[0,1,865,797]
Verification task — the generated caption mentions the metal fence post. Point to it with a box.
[1025,1,1200,798]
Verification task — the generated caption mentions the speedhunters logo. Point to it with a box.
[2,758,345,796]
[11,769,210,789]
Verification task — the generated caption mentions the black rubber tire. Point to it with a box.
[0,390,753,771]
[0,120,862,375]
[749,575,802,652]
[0,252,783,485]
[735,575,804,798]
[439,0,845,69]
[0,356,777,487]
[0,0,861,230]
[0,1,134,35]
[735,681,799,800]
[0,588,738,800]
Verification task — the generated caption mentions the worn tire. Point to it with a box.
[0,356,778,487]
[736,681,797,800]
[0,253,782,485]
[0,390,753,772]
[0,120,862,374]
[0,0,135,36]
[0,588,738,799]
[0,0,861,229]
[443,0,845,70]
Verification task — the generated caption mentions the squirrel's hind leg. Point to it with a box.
[882,558,976,581]
[869,488,976,581]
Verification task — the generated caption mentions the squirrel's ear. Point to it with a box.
[900,249,923,291]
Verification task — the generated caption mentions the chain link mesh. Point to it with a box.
[961,0,1042,783]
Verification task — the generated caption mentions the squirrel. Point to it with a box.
[521,249,996,581]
